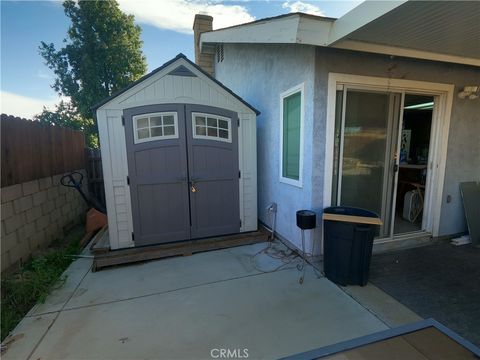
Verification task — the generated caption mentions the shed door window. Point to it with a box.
[133,112,178,143]
[192,113,231,142]
[281,88,302,184]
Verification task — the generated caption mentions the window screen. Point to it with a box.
[282,92,301,181]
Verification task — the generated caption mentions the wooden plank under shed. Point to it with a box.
[92,229,269,271]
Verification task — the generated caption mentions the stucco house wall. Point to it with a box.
[215,44,317,251]
[313,47,480,237]
[215,43,479,251]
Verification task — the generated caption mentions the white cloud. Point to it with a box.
[282,1,325,16]
[117,0,255,34]
[0,91,61,119]
[37,70,53,80]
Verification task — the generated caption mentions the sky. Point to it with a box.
[0,0,362,118]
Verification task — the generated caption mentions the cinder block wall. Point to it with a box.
[1,170,88,271]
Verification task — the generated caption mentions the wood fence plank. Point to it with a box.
[1,115,86,187]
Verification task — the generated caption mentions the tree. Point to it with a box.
[34,101,98,148]
[38,0,147,147]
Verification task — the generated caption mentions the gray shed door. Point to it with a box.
[124,104,239,246]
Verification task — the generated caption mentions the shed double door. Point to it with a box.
[124,104,240,246]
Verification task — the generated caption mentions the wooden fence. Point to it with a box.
[84,148,105,208]
[1,115,85,187]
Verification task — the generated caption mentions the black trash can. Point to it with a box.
[323,206,381,286]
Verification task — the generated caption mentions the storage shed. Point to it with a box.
[94,54,258,250]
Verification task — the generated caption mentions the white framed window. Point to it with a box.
[280,83,304,187]
[192,112,232,143]
[133,112,179,144]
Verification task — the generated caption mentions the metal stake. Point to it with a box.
[297,229,306,284]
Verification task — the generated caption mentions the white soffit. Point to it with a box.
[326,0,407,45]
[342,1,480,61]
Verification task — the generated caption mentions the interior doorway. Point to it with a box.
[394,95,434,235]
[331,88,435,239]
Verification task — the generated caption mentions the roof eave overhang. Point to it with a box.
[326,0,408,46]
[200,1,480,68]
[332,40,480,68]
[202,36,480,68]
[200,13,334,48]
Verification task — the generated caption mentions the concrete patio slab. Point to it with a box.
[63,242,297,311]
[30,268,387,359]
[3,242,389,360]
[1,312,58,360]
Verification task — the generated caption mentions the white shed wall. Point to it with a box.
[97,58,257,250]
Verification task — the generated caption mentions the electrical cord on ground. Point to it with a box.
[306,256,324,278]
[259,204,324,280]
[250,239,302,274]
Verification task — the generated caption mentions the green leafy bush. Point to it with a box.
[1,227,83,341]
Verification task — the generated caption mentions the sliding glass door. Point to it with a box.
[332,88,401,238]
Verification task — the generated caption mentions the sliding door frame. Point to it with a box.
[334,87,401,237]
[324,73,454,241]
